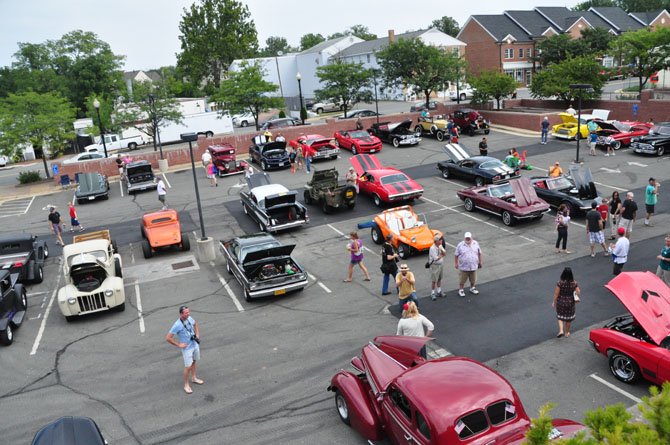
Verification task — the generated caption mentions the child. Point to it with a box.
[68,202,84,232]
[597,198,609,230]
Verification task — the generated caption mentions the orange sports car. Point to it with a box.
[140,209,190,258]
[369,205,442,259]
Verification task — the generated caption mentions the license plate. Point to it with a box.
[88,196,95,200]
[140,187,146,190]
[278,162,284,166]
[274,288,286,296]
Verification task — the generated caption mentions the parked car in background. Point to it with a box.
[0,155,9,167]
[438,143,519,186]
[260,117,305,131]
[75,172,110,204]
[0,233,48,284]
[311,100,345,114]
[84,132,145,152]
[333,129,382,155]
[289,134,339,161]
[552,109,610,140]
[350,154,424,206]
[207,144,248,176]
[232,112,256,128]
[631,123,670,156]
[449,84,476,101]
[530,166,601,215]
[31,416,107,445]
[336,109,380,120]
[124,160,157,194]
[249,135,290,171]
[140,209,190,258]
[62,152,106,165]
[409,100,438,112]
[0,270,27,345]
[369,120,421,148]
[451,108,490,136]
[370,205,442,259]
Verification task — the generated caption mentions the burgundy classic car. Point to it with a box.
[350,154,423,207]
[594,120,653,150]
[451,108,490,136]
[289,134,339,161]
[207,144,248,176]
[456,177,550,226]
[589,272,670,385]
[333,129,382,155]
[329,336,583,444]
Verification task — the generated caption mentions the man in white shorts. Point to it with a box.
[166,306,203,394]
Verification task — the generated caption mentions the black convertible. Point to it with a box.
[0,233,48,284]
[437,143,519,186]
[249,135,290,171]
[530,166,601,215]
[368,119,421,147]
[75,172,110,204]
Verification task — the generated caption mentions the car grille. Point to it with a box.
[632,142,653,150]
[557,129,570,135]
[78,292,107,312]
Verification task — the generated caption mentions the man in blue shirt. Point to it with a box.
[541,117,550,144]
[589,131,598,156]
[166,306,203,394]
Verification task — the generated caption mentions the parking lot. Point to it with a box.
[1,126,668,443]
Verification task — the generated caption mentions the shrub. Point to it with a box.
[278,110,286,118]
[17,170,41,184]
[300,107,308,122]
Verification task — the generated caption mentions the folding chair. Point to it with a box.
[59,174,71,189]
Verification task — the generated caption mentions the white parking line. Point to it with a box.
[23,196,34,214]
[119,180,124,198]
[30,258,63,356]
[214,266,244,312]
[327,223,345,236]
[134,279,145,334]
[307,273,316,281]
[318,282,332,293]
[129,243,135,264]
[589,373,642,404]
[162,172,171,188]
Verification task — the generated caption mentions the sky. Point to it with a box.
[0,0,579,71]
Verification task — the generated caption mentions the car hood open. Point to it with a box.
[373,335,432,368]
[242,244,295,266]
[387,119,414,132]
[605,271,670,345]
[510,177,543,207]
[442,143,471,163]
[350,153,383,176]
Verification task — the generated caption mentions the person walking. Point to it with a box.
[455,232,482,297]
[287,145,297,173]
[355,116,363,130]
[597,198,609,231]
[428,234,446,301]
[116,154,125,179]
[344,231,370,282]
[588,131,598,156]
[541,116,550,144]
[608,191,622,240]
[68,202,85,232]
[47,206,65,246]
[610,227,630,276]
[396,263,418,309]
[207,162,218,187]
[555,203,571,254]
[304,150,313,174]
[549,161,563,178]
[478,137,488,156]
[156,177,168,210]
[604,135,615,156]
[201,149,212,172]
[586,202,608,257]
[450,124,459,144]
[166,306,203,394]
[396,301,434,337]
[644,177,659,227]
[551,267,580,338]
[619,192,637,238]
[656,235,670,285]
[380,234,399,295]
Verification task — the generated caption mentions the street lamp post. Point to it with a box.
[92,99,108,159]
[372,69,380,125]
[296,72,304,125]
[147,94,164,159]
[275,51,284,99]
[180,132,207,241]
[569,83,593,164]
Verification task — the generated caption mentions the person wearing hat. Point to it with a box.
[165,305,203,394]
[455,232,482,297]
[610,227,630,276]
[548,161,562,178]
[428,234,446,300]
[644,177,659,227]
[47,206,65,246]
[397,301,434,337]
[380,234,399,295]
[345,166,358,192]
[395,263,418,310]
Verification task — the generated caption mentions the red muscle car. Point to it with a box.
[328,336,584,444]
[595,120,653,150]
[333,129,382,155]
[289,134,339,161]
[456,177,550,226]
[350,154,423,207]
[589,272,670,385]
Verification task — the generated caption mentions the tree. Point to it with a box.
[579,27,614,57]
[533,34,583,68]
[177,0,258,93]
[314,61,375,118]
[610,26,670,92]
[469,70,517,109]
[615,0,670,11]
[530,56,605,102]
[328,25,377,41]
[0,92,76,178]
[259,36,294,57]
[430,16,460,37]
[213,61,284,131]
[377,38,460,109]
[573,0,615,11]
[300,33,325,51]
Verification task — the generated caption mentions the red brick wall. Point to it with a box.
[459,20,500,76]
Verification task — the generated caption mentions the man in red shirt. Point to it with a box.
[68,202,85,232]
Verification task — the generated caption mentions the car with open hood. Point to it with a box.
[124,160,157,194]
[328,336,584,444]
[31,416,107,445]
[551,109,610,140]
[75,172,109,204]
[350,154,424,207]
[414,115,450,141]
[369,120,421,148]
[370,206,442,259]
[289,134,339,161]
[438,143,519,187]
[249,135,290,171]
[451,108,490,136]
[530,165,601,215]
[0,233,48,284]
[589,272,670,385]
[593,120,652,150]
[220,233,308,302]
[0,270,27,345]
[631,123,670,156]
[457,178,550,226]
[207,144,248,176]
[333,129,382,155]
[240,172,309,233]
[140,209,190,258]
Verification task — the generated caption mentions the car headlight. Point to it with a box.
[104,289,114,297]
[411,236,417,243]
[249,283,259,290]
[296,273,306,281]
[651,141,656,145]
[67,297,76,305]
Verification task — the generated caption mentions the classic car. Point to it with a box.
[289,134,339,161]
[312,100,345,114]
[31,416,107,445]
[207,144,248,176]
[0,154,9,167]
[140,209,190,258]
[259,117,306,131]
[369,120,421,148]
[414,115,450,141]
[220,233,308,302]
[449,85,476,101]
[232,112,256,127]
[0,270,27,345]
[350,154,424,207]
[240,172,309,232]
[370,206,442,259]
[62,152,106,165]
[631,123,670,156]
[530,166,601,215]
[594,120,652,150]
[589,272,670,385]
[303,168,357,213]
[336,109,380,120]
[328,336,584,444]
[437,143,519,186]
[409,100,438,112]
[249,135,290,171]
[0,233,48,284]
[75,172,109,204]
[124,160,157,194]
[450,108,490,136]
[333,129,382,155]
[551,109,610,140]
[457,178,550,226]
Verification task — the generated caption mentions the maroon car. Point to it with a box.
[328,336,583,444]
[333,129,382,155]
[456,177,550,226]
[207,144,247,176]
[451,108,490,136]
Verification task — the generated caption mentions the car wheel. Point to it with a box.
[502,211,515,226]
[115,258,123,278]
[114,302,126,312]
[205,131,214,138]
[612,140,622,150]
[43,244,49,259]
[316,108,323,114]
[475,176,485,187]
[392,137,400,148]
[609,351,640,383]
[398,243,410,259]
[464,198,475,212]
[303,191,312,205]
[16,285,27,310]
[468,126,475,136]
[33,265,44,284]
[373,194,382,207]
[335,390,351,426]
[371,225,383,245]
[112,240,119,254]
[128,142,138,150]
[65,315,76,323]
[77,199,83,205]
[436,130,444,142]
[241,121,248,127]
[142,240,153,259]
[261,160,268,171]
[226,261,232,274]
[657,146,665,156]
[441,168,450,179]
[351,145,358,155]
[181,233,190,251]
[460,93,467,101]
[414,125,423,134]
[0,325,13,345]
[141,227,146,238]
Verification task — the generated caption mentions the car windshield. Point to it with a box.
[381,173,409,185]
[488,183,513,197]
[650,125,670,135]
[546,177,573,190]
[67,250,107,267]
[349,131,368,138]
[480,160,505,169]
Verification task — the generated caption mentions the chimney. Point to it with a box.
[388,29,395,43]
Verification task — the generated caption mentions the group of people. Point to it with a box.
[286,141,310,174]
[47,203,85,246]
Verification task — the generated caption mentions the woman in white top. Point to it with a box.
[396,302,434,337]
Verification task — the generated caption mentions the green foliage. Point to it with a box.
[160,65,203,98]
[579,28,614,57]
[327,25,377,41]
[534,35,584,68]
[430,16,460,37]
[573,0,615,11]
[615,0,670,11]
[530,56,604,102]
[610,26,670,92]
[300,107,308,122]
[524,403,558,445]
[469,70,517,109]
[177,0,258,93]
[278,110,286,118]
[314,61,374,117]
[259,36,294,57]
[17,170,41,184]
[213,61,284,130]
[640,382,670,443]
[300,33,326,51]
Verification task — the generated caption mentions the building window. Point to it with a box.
[515,70,523,82]
[527,48,532,58]
[504,49,513,59]
[452,47,459,54]
[519,48,524,58]
[504,70,514,77]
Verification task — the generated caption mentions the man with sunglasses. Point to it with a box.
[166,306,203,394]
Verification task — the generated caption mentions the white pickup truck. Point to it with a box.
[85,133,145,153]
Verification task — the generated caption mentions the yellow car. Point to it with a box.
[370,205,442,259]
[414,115,450,141]
[552,109,610,140]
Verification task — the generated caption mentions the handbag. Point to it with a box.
[425,261,431,269]
[573,291,580,302]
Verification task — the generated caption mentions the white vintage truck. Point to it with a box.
[57,230,125,322]
[84,131,146,153]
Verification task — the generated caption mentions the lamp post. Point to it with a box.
[296,72,304,125]
[92,99,108,159]
[372,69,380,125]
[180,132,207,241]
[147,94,164,159]
[569,83,593,164]
[275,51,284,99]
